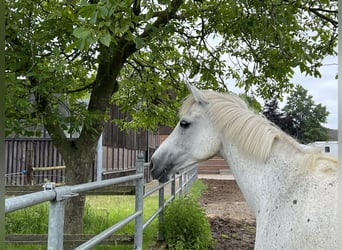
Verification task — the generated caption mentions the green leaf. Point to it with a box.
[97,5,108,18]
[73,27,91,39]
[99,32,112,47]
[134,37,145,49]
[78,4,97,18]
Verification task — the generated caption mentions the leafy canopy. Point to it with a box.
[263,85,330,144]
[5,0,338,135]
[283,85,330,144]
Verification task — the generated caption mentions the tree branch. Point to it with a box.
[67,82,94,93]
[308,7,338,27]
[77,0,184,145]
[140,0,184,39]
[29,76,69,151]
[281,0,338,28]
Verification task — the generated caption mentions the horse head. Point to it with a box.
[150,84,222,182]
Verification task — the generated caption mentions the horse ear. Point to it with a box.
[186,83,208,104]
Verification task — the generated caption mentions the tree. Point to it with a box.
[262,98,294,135]
[262,98,283,125]
[262,87,330,144]
[282,85,330,144]
[262,97,296,136]
[5,0,337,237]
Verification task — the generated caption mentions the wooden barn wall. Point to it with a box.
[5,138,66,186]
[5,105,159,185]
[101,105,159,173]
[102,105,159,150]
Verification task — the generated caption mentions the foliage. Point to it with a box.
[5,0,338,134]
[161,180,213,250]
[162,196,214,250]
[262,85,329,144]
[239,93,262,112]
[262,97,294,134]
[5,0,95,136]
[282,85,329,144]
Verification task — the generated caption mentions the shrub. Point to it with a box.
[161,196,214,250]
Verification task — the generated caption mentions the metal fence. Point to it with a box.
[5,153,198,249]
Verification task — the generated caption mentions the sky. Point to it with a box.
[229,55,338,130]
[290,56,338,130]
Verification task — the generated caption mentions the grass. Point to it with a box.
[188,178,207,200]
[5,195,159,250]
[5,179,207,250]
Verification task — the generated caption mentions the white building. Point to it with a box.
[308,141,338,159]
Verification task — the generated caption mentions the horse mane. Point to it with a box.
[180,90,321,163]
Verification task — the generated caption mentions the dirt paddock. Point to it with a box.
[199,179,256,250]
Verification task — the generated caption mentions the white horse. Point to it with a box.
[150,84,338,249]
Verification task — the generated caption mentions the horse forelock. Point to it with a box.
[180,90,314,163]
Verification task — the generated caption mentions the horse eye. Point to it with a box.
[180,120,190,128]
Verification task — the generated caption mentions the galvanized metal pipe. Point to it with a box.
[5,190,56,213]
[157,184,165,241]
[47,200,65,250]
[134,153,145,250]
[74,211,142,250]
[178,175,183,196]
[70,174,143,194]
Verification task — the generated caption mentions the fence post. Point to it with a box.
[134,153,144,250]
[48,200,65,250]
[46,182,65,250]
[96,133,103,182]
[192,166,198,187]
[158,184,165,241]
[178,175,183,196]
[171,174,175,198]
[185,171,189,193]
[26,148,34,185]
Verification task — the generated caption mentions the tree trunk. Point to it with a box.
[61,141,97,249]
[51,45,128,248]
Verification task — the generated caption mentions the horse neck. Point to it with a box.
[220,139,306,217]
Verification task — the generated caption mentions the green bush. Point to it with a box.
[161,196,214,250]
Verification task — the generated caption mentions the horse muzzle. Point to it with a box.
[150,158,170,183]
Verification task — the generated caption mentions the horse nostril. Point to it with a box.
[150,160,155,174]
